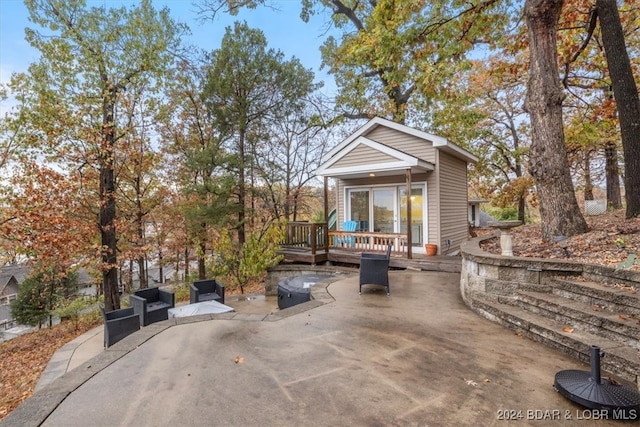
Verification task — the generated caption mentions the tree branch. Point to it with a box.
[562,7,598,89]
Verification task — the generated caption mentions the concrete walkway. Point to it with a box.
[2,271,622,426]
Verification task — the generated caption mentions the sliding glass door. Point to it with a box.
[346,184,426,247]
[372,188,395,233]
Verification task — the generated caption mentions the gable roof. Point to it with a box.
[322,116,478,165]
[315,135,435,178]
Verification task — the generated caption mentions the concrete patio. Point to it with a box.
[1,271,625,426]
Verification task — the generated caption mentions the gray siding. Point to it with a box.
[437,151,469,253]
[365,126,436,163]
[333,144,397,168]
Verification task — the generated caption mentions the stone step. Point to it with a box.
[515,290,640,350]
[547,277,640,316]
[472,297,640,387]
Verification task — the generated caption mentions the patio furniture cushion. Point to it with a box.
[130,286,175,326]
[190,279,225,305]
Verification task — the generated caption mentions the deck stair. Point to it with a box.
[472,275,640,387]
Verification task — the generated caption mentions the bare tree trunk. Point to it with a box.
[517,195,526,223]
[584,152,593,201]
[198,245,206,280]
[597,0,640,218]
[524,0,588,240]
[183,247,189,280]
[238,128,246,245]
[605,142,623,209]
[158,249,164,284]
[101,88,120,310]
[137,257,147,289]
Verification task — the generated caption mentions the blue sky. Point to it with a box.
[0,0,337,115]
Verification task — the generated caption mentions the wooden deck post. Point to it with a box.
[324,176,329,250]
[405,169,412,259]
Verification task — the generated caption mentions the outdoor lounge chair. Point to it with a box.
[334,220,357,248]
[190,279,225,305]
[130,286,175,326]
[100,305,140,348]
[359,244,392,295]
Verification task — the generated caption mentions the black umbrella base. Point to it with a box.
[555,345,639,421]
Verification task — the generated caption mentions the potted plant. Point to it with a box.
[425,243,437,256]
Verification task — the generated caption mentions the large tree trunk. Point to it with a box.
[524,0,588,240]
[597,0,640,218]
[605,142,623,209]
[101,89,120,311]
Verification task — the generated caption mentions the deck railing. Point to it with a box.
[329,231,408,254]
[282,222,329,255]
[282,222,410,256]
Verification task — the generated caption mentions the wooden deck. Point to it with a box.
[280,221,461,273]
[278,247,461,273]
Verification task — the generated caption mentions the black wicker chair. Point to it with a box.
[100,305,140,348]
[359,244,392,295]
[130,286,175,326]
[190,279,225,304]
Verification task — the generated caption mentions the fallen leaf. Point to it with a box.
[562,326,574,333]
[234,356,244,364]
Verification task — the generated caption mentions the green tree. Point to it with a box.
[201,22,316,244]
[11,270,78,328]
[158,60,236,280]
[198,1,511,124]
[211,222,284,294]
[305,0,513,124]
[16,0,185,310]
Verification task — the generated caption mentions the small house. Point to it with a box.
[315,117,477,257]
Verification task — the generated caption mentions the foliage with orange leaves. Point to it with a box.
[0,162,96,278]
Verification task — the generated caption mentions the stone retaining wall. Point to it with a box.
[460,234,640,304]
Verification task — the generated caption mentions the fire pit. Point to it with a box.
[277,274,331,310]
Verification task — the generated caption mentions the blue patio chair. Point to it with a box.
[334,220,357,248]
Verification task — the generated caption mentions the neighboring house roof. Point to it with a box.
[0,265,29,297]
[319,117,478,174]
[0,265,95,293]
